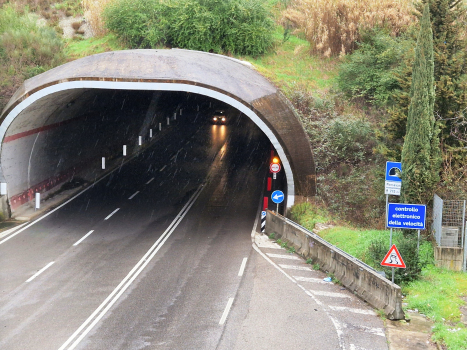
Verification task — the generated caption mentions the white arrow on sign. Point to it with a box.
[273,194,282,200]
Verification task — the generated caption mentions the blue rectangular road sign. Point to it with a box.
[387,203,426,230]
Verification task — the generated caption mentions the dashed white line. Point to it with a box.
[104,208,120,221]
[159,165,167,172]
[266,253,300,260]
[26,262,54,283]
[278,264,311,271]
[219,298,234,325]
[329,305,376,315]
[146,177,154,185]
[238,258,248,276]
[73,230,94,246]
[128,191,140,200]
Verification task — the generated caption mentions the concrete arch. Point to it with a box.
[0,49,315,210]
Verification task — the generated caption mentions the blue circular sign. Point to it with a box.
[271,190,284,204]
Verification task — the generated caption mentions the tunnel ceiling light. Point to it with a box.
[272,157,280,164]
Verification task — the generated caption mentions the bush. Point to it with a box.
[0,6,65,112]
[337,28,412,106]
[103,0,275,55]
[307,116,376,171]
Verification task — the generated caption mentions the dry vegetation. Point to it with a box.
[283,0,415,57]
[82,0,113,36]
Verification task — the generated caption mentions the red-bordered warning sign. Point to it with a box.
[381,244,406,268]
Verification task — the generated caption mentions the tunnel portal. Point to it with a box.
[0,49,315,215]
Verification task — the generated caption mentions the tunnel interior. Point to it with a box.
[1,89,287,214]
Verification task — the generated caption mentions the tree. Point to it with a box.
[401,4,442,204]
[380,0,467,160]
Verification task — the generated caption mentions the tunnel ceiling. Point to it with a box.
[0,49,316,206]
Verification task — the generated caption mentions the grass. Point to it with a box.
[64,33,124,59]
[238,27,338,95]
[403,266,467,350]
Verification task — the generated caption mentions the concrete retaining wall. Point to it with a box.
[435,247,464,271]
[265,210,405,320]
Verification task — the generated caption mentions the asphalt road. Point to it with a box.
[0,113,388,350]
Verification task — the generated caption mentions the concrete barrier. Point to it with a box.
[435,246,463,271]
[265,210,405,320]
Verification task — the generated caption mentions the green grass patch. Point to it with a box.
[403,266,467,350]
[290,202,331,231]
[238,27,338,95]
[64,34,125,60]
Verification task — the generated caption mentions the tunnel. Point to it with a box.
[0,49,316,216]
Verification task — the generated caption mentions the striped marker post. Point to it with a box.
[261,211,266,233]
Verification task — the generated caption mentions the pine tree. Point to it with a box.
[380,0,467,160]
[401,4,442,204]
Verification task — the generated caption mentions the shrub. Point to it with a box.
[282,0,415,56]
[102,0,275,55]
[337,28,413,106]
[0,6,65,112]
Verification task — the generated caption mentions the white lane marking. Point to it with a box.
[329,305,376,315]
[0,145,142,246]
[294,276,328,284]
[238,258,248,277]
[26,261,54,283]
[350,344,373,350]
[170,155,176,161]
[159,165,167,172]
[104,208,120,221]
[311,290,352,299]
[0,222,29,239]
[128,191,140,200]
[219,298,234,325]
[73,230,95,246]
[266,253,300,260]
[278,264,311,271]
[59,185,204,350]
[146,177,154,185]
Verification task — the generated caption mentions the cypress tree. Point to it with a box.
[401,4,442,204]
[380,0,467,161]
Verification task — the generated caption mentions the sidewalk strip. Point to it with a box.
[26,262,54,283]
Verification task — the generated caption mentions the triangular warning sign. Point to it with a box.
[381,244,406,268]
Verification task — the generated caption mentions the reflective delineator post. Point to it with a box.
[159,123,162,131]
[102,157,105,169]
[173,113,177,121]
[0,183,6,196]
[150,129,153,138]
[139,136,142,146]
[123,145,127,156]
[167,117,170,125]
[35,192,40,210]
[261,211,266,233]
[180,109,183,115]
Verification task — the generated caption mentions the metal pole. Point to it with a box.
[463,200,467,272]
[276,203,279,214]
[390,228,393,249]
[392,268,395,283]
[385,194,389,225]
[417,229,420,255]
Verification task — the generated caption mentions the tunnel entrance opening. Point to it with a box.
[0,87,286,217]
